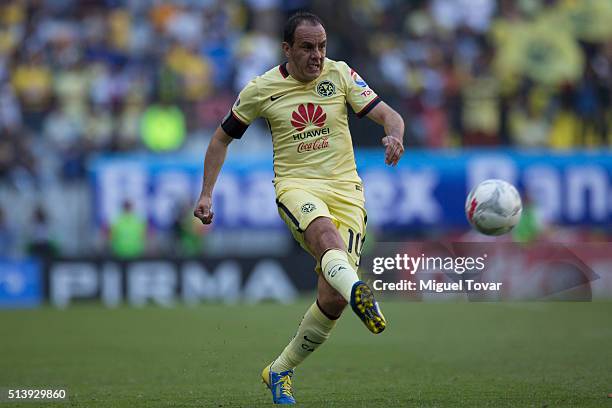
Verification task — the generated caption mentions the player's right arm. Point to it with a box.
[194,78,262,224]
[194,127,234,224]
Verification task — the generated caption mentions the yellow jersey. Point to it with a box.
[221,58,381,186]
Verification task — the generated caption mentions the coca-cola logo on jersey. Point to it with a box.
[291,103,326,132]
[297,136,329,153]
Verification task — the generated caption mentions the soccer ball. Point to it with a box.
[465,179,523,236]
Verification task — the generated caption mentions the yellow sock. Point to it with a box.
[321,248,360,301]
[271,302,337,372]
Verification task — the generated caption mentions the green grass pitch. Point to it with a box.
[1,300,611,407]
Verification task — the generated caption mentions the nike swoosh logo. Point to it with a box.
[303,335,322,344]
[270,94,287,101]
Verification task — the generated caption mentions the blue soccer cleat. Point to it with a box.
[350,280,387,334]
[261,363,296,404]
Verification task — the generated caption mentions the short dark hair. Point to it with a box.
[283,11,325,45]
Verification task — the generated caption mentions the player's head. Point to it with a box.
[282,12,326,83]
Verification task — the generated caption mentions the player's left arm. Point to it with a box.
[366,102,405,166]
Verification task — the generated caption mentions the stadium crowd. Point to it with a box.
[1,0,610,186]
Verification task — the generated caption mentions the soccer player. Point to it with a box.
[194,12,404,405]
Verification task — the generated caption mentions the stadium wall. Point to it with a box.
[91,149,612,231]
[1,246,611,308]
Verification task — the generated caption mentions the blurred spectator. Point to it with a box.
[461,49,501,146]
[26,205,58,258]
[0,128,37,188]
[509,87,551,147]
[0,207,15,257]
[234,32,278,90]
[11,52,53,132]
[512,191,544,243]
[0,85,22,131]
[109,200,147,259]
[140,101,186,151]
[171,202,207,256]
[164,43,213,101]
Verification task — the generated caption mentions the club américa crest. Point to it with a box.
[316,80,336,97]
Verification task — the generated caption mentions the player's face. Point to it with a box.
[284,23,326,82]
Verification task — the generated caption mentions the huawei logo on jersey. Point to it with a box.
[291,103,326,132]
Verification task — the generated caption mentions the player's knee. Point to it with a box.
[304,217,343,258]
